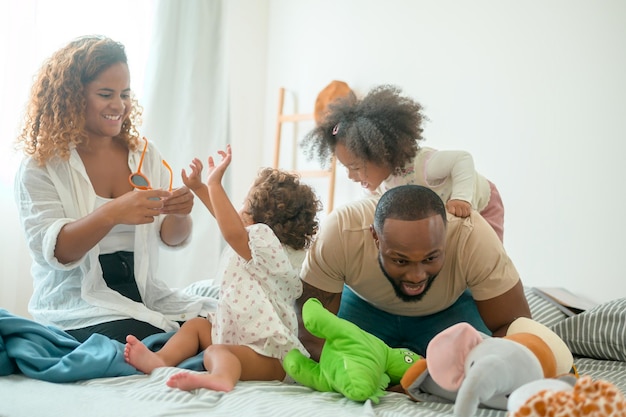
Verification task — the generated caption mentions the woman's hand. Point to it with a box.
[158,186,194,246]
[161,186,194,216]
[54,189,170,264]
[113,189,172,224]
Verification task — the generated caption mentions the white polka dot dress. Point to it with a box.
[209,223,309,360]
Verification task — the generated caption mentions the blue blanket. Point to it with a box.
[0,309,204,382]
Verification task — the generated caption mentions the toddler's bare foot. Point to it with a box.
[124,334,166,374]
[167,371,235,392]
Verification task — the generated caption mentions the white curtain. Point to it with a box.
[0,0,228,316]
[142,0,228,289]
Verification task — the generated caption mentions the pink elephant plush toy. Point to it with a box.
[401,317,574,417]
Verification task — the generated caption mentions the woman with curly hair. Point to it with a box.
[124,144,322,392]
[302,84,505,242]
[13,35,216,343]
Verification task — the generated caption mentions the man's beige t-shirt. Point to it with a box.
[301,197,519,316]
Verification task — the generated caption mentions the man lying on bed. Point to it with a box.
[297,184,531,361]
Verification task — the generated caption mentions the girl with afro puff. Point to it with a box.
[124,145,322,392]
[302,84,505,242]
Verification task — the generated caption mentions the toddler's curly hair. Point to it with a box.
[301,84,427,170]
[246,168,322,251]
[16,35,143,165]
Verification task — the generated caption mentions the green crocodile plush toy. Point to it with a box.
[283,298,421,403]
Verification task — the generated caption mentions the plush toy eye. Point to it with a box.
[401,350,418,364]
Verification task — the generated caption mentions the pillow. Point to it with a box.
[551,298,626,361]
[183,279,220,299]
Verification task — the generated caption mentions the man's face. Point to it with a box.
[371,215,446,302]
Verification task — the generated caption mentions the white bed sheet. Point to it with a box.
[3,357,625,417]
[0,366,507,417]
[2,286,625,417]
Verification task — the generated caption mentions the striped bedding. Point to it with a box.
[1,287,624,417]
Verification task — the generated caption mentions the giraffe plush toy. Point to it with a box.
[508,374,626,416]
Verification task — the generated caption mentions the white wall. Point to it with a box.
[3,1,625,318]
[225,0,270,204]
[252,0,626,303]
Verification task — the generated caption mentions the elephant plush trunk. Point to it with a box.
[453,357,500,417]
[453,354,543,417]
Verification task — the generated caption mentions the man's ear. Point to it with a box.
[369,225,379,247]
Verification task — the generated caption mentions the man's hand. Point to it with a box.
[475,280,531,337]
[296,281,342,362]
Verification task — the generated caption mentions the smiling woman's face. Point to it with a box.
[83,62,131,141]
[334,142,392,192]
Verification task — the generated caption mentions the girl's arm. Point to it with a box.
[206,146,252,261]
[183,146,252,260]
[424,150,476,202]
[208,179,252,261]
[424,150,477,217]
[182,159,215,216]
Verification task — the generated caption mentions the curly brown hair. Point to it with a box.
[246,168,322,251]
[16,35,143,165]
[301,84,428,170]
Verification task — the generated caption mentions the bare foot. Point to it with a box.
[167,371,235,392]
[124,334,166,374]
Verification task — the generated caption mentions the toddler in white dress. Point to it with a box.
[124,145,321,392]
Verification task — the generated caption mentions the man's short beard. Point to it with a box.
[378,255,437,302]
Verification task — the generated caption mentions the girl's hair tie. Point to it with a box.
[332,123,340,135]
